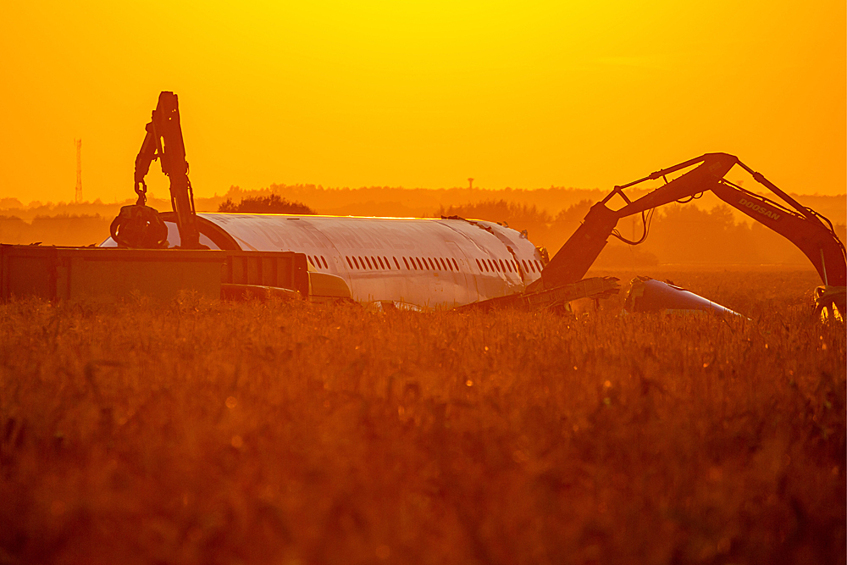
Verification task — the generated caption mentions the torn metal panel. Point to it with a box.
[623,276,743,317]
[457,276,620,312]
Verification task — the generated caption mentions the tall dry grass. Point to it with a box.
[0,269,843,564]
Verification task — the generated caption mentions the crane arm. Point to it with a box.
[540,152,846,288]
[113,91,202,249]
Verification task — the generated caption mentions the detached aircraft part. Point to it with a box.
[103,213,546,310]
[623,277,744,318]
[458,276,620,312]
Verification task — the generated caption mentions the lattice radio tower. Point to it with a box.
[74,139,82,203]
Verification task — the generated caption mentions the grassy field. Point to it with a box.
[0,268,844,564]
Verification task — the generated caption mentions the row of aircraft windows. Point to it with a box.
[307,255,330,269]
[307,253,543,275]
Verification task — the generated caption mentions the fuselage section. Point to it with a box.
[104,213,545,309]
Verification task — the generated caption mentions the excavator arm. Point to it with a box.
[541,152,846,289]
[111,91,202,249]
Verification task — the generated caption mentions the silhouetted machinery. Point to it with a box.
[10,91,840,316]
[531,152,846,317]
[110,91,202,249]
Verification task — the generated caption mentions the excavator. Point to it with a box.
[531,152,846,318]
[110,91,203,250]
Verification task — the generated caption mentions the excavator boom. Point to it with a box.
[113,91,202,249]
[541,153,846,288]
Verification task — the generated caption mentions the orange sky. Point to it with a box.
[1,1,844,204]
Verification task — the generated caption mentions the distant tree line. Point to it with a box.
[438,199,845,268]
[218,194,316,214]
[0,191,843,271]
[0,214,112,247]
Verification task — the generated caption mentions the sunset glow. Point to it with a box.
[1,0,844,203]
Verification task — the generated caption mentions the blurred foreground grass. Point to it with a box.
[0,269,844,565]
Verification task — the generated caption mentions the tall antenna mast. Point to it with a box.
[74,139,82,203]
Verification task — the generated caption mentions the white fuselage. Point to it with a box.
[105,213,546,309]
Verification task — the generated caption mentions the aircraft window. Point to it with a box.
[381,256,388,269]
[363,257,372,269]
[535,260,542,271]
[439,258,448,271]
[393,257,401,269]
[483,260,490,272]
[505,260,512,273]
[475,259,482,271]
[488,259,496,272]
[428,258,437,270]
[375,256,384,269]
[321,256,328,269]
[346,256,353,268]
[352,256,360,269]
[442,258,451,271]
[529,261,536,273]
[499,259,505,272]
[452,258,459,271]
[522,259,528,273]
[403,257,410,269]
[415,257,424,270]
[306,256,313,267]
